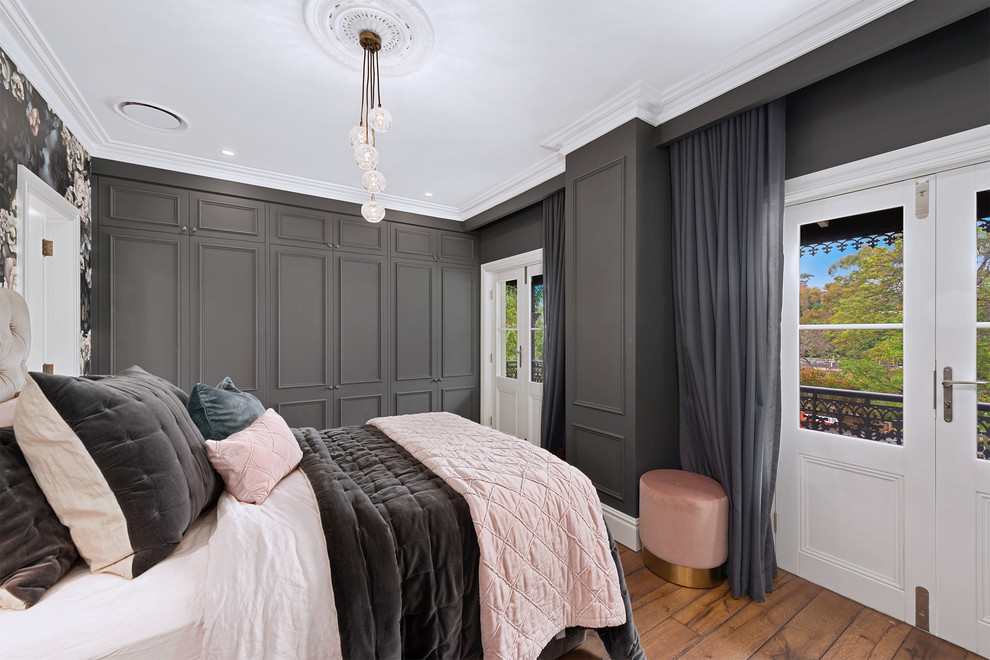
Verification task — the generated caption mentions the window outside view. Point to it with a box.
[798,208,904,445]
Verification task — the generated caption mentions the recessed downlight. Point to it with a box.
[113,100,187,132]
[424,192,434,197]
[221,149,236,156]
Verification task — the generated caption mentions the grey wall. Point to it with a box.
[478,202,543,264]
[564,119,679,517]
[656,0,988,145]
[785,9,989,178]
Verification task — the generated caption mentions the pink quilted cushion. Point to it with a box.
[204,409,302,504]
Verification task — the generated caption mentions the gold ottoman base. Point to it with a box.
[642,548,725,589]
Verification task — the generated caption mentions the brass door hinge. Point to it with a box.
[42,239,54,257]
[916,586,930,631]
[42,363,54,374]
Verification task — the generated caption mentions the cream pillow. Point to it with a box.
[204,409,301,504]
[0,396,17,427]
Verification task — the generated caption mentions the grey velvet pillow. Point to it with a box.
[13,367,221,579]
[187,377,266,440]
[0,426,78,609]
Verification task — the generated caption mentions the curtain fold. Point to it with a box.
[541,190,566,455]
[669,99,785,601]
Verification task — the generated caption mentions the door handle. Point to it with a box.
[942,366,988,422]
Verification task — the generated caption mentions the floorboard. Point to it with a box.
[559,545,981,660]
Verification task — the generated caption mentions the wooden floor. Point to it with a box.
[560,544,984,660]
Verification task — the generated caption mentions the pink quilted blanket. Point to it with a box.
[369,412,625,660]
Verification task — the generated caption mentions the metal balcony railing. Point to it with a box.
[802,386,990,459]
[800,386,903,444]
[503,360,544,383]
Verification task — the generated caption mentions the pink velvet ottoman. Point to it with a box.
[639,469,728,588]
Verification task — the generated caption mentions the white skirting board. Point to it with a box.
[602,504,641,551]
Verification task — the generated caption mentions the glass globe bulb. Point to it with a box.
[362,196,386,223]
[348,124,373,148]
[361,169,387,194]
[354,144,380,171]
[370,106,392,133]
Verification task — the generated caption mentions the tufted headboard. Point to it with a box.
[0,289,30,403]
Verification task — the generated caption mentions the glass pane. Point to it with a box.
[531,274,544,383]
[799,207,903,324]
[505,330,518,378]
[977,190,990,322]
[976,190,990,459]
[799,328,903,444]
[978,327,990,460]
[498,280,517,379]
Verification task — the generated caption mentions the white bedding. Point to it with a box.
[0,470,340,660]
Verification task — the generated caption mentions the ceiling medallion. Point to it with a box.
[304,0,434,75]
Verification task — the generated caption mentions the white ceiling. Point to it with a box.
[1,0,910,220]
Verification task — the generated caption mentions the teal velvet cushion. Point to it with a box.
[187,377,266,440]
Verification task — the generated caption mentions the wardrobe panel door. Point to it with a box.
[190,238,266,398]
[440,264,478,378]
[391,224,436,261]
[99,226,188,388]
[269,204,333,248]
[99,177,188,231]
[438,232,478,263]
[268,245,333,428]
[337,254,387,385]
[393,260,435,382]
[191,192,265,241]
[336,214,387,254]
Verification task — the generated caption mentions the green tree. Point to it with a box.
[799,240,903,394]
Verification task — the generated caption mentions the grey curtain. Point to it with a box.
[669,99,785,601]
[541,190,565,455]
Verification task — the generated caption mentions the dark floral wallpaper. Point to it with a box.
[0,47,91,373]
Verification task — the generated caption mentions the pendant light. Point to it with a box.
[349,30,391,223]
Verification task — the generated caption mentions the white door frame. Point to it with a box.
[16,165,81,376]
[481,248,542,434]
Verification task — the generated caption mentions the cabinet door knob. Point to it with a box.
[190,227,198,233]
[327,243,333,248]
[181,226,188,232]
[327,385,333,390]
[437,378,443,382]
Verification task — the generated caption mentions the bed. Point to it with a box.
[0,289,644,659]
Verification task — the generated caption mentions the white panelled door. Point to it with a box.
[778,161,990,655]
[494,267,526,438]
[482,249,544,446]
[934,162,990,654]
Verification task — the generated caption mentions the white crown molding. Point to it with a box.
[0,0,108,148]
[458,153,565,221]
[785,125,990,206]
[657,0,915,123]
[95,140,462,220]
[540,81,664,156]
[602,504,640,551]
[0,0,914,223]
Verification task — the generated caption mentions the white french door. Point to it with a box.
[481,250,544,446]
[935,161,990,654]
[779,160,990,654]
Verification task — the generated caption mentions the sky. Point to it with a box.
[800,244,857,288]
